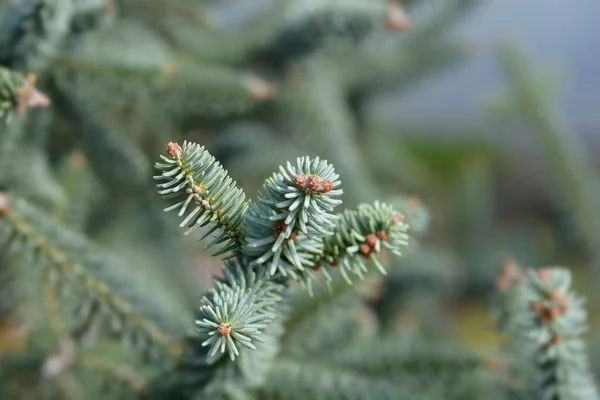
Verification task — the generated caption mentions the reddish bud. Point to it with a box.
[166,142,182,159]
[365,233,377,247]
[307,175,333,193]
[294,174,308,188]
[295,174,333,193]
[217,323,231,336]
[376,230,388,240]
[359,243,371,256]
[391,212,404,224]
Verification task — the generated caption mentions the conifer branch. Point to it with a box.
[154,141,249,258]
[153,142,411,364]
[194,258,284,361]
[0,194,185,360]
[495,264,599,400]
[243,155,343,277]
[314,201,409,284]
[51,52,276,120]
[265,0,410,61]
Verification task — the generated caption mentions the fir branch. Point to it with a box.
[154,141,249,257]
[0,66,49,121]
[497,265,599,400]
[243,155,343,277]
[264,0,410,61]
[195,258,284,361]
[0,193,185,360]
[50,48,276,121]
[315,201,409,284]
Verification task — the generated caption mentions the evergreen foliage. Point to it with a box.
[0,1,598,399]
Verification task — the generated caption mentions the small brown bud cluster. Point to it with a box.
[0,193,10,216]
[14,74,50,115]
[294,174,334,193]
[495,258,521,292]
[273,220,296,244]
[359,233,379,258]
[166,142,182,159]
[530,289,569,325]
[217,323,231,336]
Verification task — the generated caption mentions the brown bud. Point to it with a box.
[307,175,333,193]
[359,243,371,257]
[288,230,297,240]
[217,323,231,336]
[311,263,321,271]
[391,212,404,224]
[365,233,377,247]
[376,230,388,240]
[272,220,286,230]
[0,193,9,216]
[328,260,337,267]
[294,174,308,188]
[166,142,182,159]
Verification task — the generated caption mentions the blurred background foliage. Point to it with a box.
[1,0,600,399]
